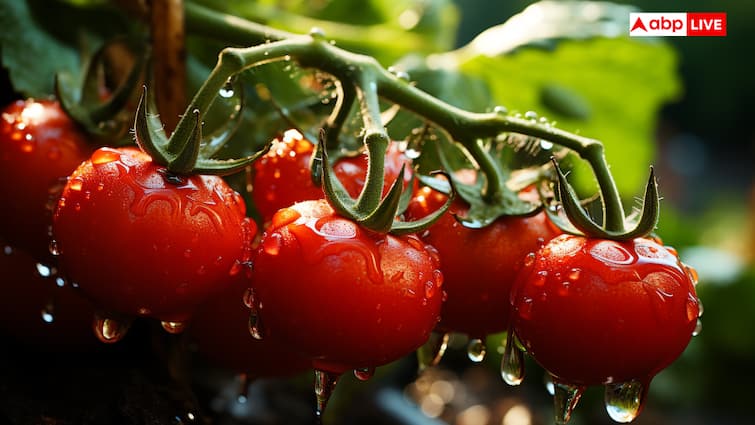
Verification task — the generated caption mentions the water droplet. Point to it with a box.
[533,270,547,287]
[501,333,525,385]
[544,374,555,395]
[523,252,536,267]
[553,380,585,424]
[309,27,326,38]
[684,264,699,286]
[467,338,487,362]
[49,239,61,256]
[540,140,554,150]
[424,280,436,299]
[314,369,339,420]
[90,148,121,165]
[524,111,539,120]
[161,321,186,334]
[248,308,264,340]
[493,105,508,115]
[219,81,235,98]
[93,313,131,343]
[354,367,375,381]
[263,233,283,256]
[41,302,55,323]
[35,262,54,278]
[3,245,13,255]
[55,277,66,287]
[417,332,449,371]
[433,269,443,288]
[604,380,646,423]
[692,318,702,336]
[697,298,704,317]
[568,268,581,281]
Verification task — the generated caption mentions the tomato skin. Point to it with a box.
[52,147,253,323]
[0,240,98,351]
[249,199,442,374]
[0,99,90,260]
[405,186,561,338]
[252,131,413,223]
[190,275,311,378]
[510,234,700,386]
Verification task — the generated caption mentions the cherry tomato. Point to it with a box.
[52,147,254,325]
[190,261,311,378]
[405,185,561,339]
[252,130,413,223]
[0,239,98,351]
[0,99,90,260]
[249,199,443,374]
[510,234,700,386]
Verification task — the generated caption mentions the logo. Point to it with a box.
[629,13,727,37]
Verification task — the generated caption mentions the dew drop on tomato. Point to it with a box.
[424,280,436,298]
[432,269,443,289]
[93,313,131,343]
[533,270,547,287]
[466,338,486,362]
[353,367,375,381]
[48,239,61,256]
[686,294,700,322]
[523,252,536,267]
[248,308,264,340]
[552,380,585,425]
[262,233,283,256]
[604,379,646,423]
[90,147,122,165]
[161,320,187,334]
[568,268,581,281]
[228,260,244,276]
[693,318,703,337]
[590,241,635,265]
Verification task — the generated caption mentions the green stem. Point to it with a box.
[180,7,627,232]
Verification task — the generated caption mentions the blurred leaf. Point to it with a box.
[0,0,131,98]
[455,0,637,57]
[188,0,459,65]
[460,37,680,196]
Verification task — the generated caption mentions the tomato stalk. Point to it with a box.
[171,2,657,238]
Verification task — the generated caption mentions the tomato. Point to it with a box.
[510,234,700,386]
[0,239,98,351]
[190,274,310,379]
[52,147,254,327]
[405,185,561,339]
[252,130,413,223]
[0,99,90,261]
[249,199,442,374]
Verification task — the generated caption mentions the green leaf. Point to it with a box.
[459,36,679,197]
[0,0,130,98]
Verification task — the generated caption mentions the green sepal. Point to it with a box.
[358,165,406,232]
[199,78,244,159]
[134,85,171,163]
[431,135,539,229]
[390,172,454,236]
[320,130,358,218]
[551,159,659,240]
[135,85,262,176]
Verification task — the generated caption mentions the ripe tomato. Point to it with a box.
[0,99,90,261]
[252,130,413,223]
[249,199,443,374]
[52,147,254,326]
[405,185,561,339]
[510,234,700,386]
[0,239,98,351]
[190,274,310,379]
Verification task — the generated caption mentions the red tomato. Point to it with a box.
[0,99,90,261]
[0,239,98,351]
[190,269,311,378]
[510,234,700,386]
[405,185,561,339]
[252,130,413,223]
[249,199,442,374]
[52,147,254,325]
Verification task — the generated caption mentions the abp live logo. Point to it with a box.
[629,12,727,37]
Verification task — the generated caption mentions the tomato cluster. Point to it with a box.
[0,96,700,424]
